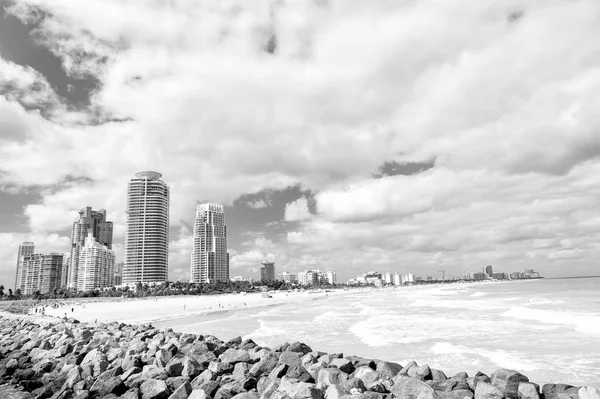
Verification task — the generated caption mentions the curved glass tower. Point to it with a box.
[123,171,169,285]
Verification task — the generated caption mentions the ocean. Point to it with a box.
[154,277,600,388]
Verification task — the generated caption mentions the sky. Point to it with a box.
[1,0,600,289]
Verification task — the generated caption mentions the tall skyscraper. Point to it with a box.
[78,232,116,291]
[260,261,275,281]
[123,171,170,285]
[66,207,113,290]
[19,253,63,295]
[191,203,229,283]
[14,242,34,291]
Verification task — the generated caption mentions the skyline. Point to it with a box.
[2,1,600,286]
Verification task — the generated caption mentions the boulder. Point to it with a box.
[140,379,171,399]
[542,384,576,399]
[278,377,323,399]
[220,349,251,365]
[490,369,529,399]
[168,381,193,399]
[391,376,438,399]
[287,342,313,355]
[166,356,185,377]
[474,382,503,399]
[437,389,474,399]
[279,351,303,367]
[317,367,349,388]
[330,358,354,374]
[518,382,540,399]
[375,361,402,379]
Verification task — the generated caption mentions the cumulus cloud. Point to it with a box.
[2,0,600,281]
[284,197,311,222]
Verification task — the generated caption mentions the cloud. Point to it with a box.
[2,0,600,282]
[247,198,271,209]
[284,197,311,222]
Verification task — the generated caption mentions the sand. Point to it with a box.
[39,289,353,325]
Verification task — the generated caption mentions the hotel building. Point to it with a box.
[66,207,113,290]
[19,253,64,295]
[260,261,275,281]
[77,232,115,291]
[191,203,229,283]
[123,171,170,285]
[14,242,34,291]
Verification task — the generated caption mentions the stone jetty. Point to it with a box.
[0,315,598,399]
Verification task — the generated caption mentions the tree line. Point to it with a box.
[0,280,342,302]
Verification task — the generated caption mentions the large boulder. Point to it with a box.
[542,384,577,399]
[220,349,251,365]
[490,369,529,399]
[141,379,171,399]
[391,376,438,399]
[277,376,323,399]
[474,381,503,399]
[317,367,349,388]
[287,342,313,355]
[518,382,540,399]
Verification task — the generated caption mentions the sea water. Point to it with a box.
[155,277,600,387]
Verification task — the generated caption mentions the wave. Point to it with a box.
[430,342,542,372]
[502,306,600,337]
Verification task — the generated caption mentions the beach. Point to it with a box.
[40,288,351,325]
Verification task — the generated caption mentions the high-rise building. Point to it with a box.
[123,171,170,285]
[19,253,63,295]
[114,262,123,286]
[485,265,493,277]
[191,203,229,283]
[281,272,297,284]
[297,270,319,286]
[260,261,275,281]
[392,273,401,286]
[67,207,113,290]
[14,242,34,291]
[325,271,337,285]
[77,232,116,291]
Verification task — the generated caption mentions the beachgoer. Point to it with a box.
[71,308,74,313]
[184,304,186,310]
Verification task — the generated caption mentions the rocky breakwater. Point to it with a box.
[1,316,599,399]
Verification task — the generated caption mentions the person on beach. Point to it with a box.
[184,304,186,310]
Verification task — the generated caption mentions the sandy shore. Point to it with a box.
[38,289,353,325]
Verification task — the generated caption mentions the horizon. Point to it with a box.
[3,1,600,287]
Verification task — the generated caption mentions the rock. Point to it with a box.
[354,367,380,386]
[168,381,193,399]
[542,384,576,399]
[121,388,141,399]
[330,358,354,374]
[232,393,260,399]
[408,364,433,381]
[220,349,251,365]
[375,361,402,379]
[249,354,280,377]
[467,375,491,391]
[580,387,600,399]
[278,376,323,399]
[279,351,303,367]
[166,356,185,377]
[260,380,280,398]
[268,364,289,380]
[287,342,313,355]
[518,382,540,399]
[166,376,189,392]
[286,364,315,383]
[391,376,438,399]
[90,376,128,397]
[437,390,474,399]
[431,369,448,382]
[317,367,349,388]
[474,382,504,399]
[208,360,234,375]
[490,369,529,399]
[140,379,171,399]
[188,390,211,399]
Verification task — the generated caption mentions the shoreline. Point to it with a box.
[0,313,598,399]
